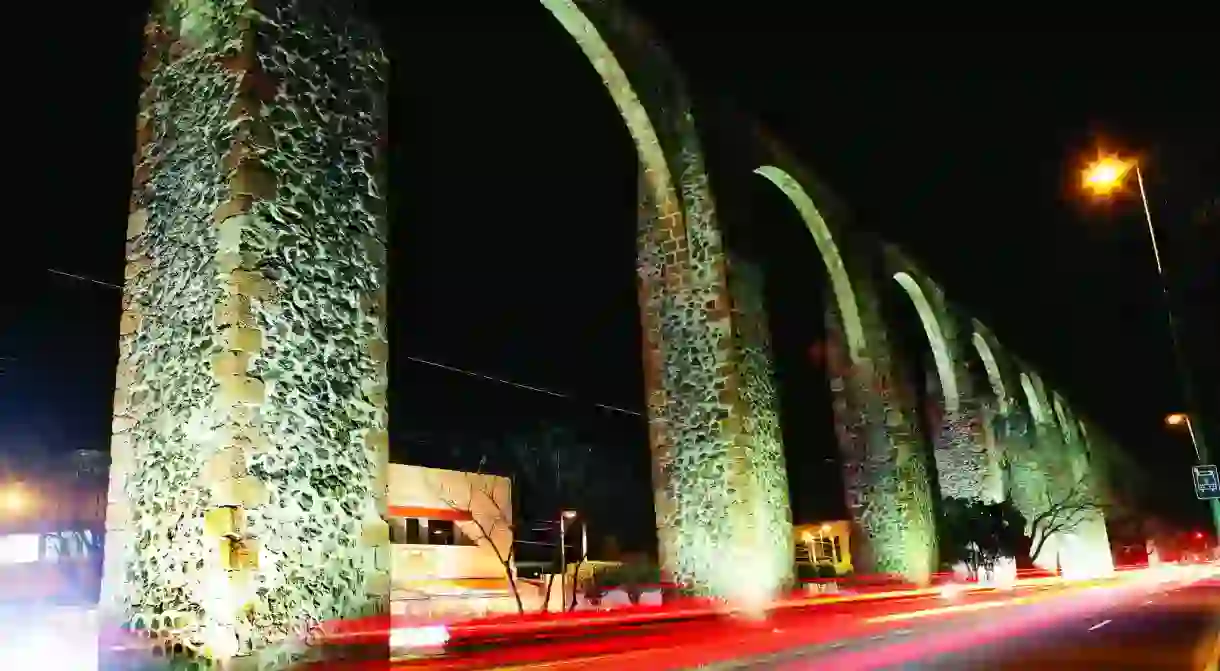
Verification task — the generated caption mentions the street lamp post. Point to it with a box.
[1166,413,1202,462]
[559,510,577,607]
[1083,154,1219,532]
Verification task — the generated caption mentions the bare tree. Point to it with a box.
[427,458,525,614]
[1028,476,1106,565]
[425,424,614,613]
[502,426,601,612]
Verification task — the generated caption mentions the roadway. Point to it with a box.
[729,573,1220,670]
[383,567,1220,670]
[898,576,1220,670]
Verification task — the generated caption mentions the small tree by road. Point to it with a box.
[940,497,1026,580]
[1027,476,1105,566]
[428,459,525,614]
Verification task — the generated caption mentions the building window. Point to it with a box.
[388,516,477,546]
[425,520,477,547]
[388,517,423,545]
[813,539,834,563]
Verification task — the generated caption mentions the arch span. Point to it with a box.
[753,165,937,583]
[970,323,1009,413]
[541,0,678,212]
[543,0,793,604]
[1053,394,1074,441]
[1019,372,1049,424]
[753,165,867,361]
[1028,372,1055,427]
[891,271,959,413]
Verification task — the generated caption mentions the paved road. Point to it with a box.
[901,577,1220,670]
[381,571,1219,670]
[727,574,1220,670]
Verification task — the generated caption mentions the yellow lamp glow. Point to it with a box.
[1,486,28,514]
[1082,155,1134,196]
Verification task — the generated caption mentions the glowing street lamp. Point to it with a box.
[1082,150,1215,532]
[1,485,28,515]
[1081,154,1135,196]
[1080,153,1206,458]
[1165,413,1202,462]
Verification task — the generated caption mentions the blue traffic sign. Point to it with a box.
[1193,465,1220,500]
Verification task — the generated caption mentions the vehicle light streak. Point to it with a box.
[865,597,1030,623]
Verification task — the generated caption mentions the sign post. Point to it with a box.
[1192,465,1220,500]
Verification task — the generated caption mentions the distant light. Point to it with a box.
[1165,413,1189,427]
[1082,155,1134,196]
[562,510,577,520]
[820,524,832,534]
[0,486,28,514]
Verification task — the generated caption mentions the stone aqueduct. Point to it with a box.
[102,0,1122,661]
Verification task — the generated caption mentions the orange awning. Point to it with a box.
[388,505,473,522]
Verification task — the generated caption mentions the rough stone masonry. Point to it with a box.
[101,0,390,664]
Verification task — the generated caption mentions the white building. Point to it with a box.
[385,464,523,617]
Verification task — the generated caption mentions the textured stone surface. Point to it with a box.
[102,0,1133,649]
[103,0,389,664]
[753,160,937,584]
[826,273,937,583]
[550,0,792,604]
[888,262,991,503]
[725,256,795,590]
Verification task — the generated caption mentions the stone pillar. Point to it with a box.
[103,0,389,664]
[725,255,794,591]
[636,148,790,606]
[918,308,990,505]
[826,292,937,584]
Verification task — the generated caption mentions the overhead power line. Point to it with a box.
[41,267,644,418]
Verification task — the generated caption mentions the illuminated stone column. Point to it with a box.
[826,292,937,584]
[637,160,790,606]
[551,0,795,604]
[747,163,935,583]
[102,0,389,663]
[888,267,990,505]
[725,255,795,591]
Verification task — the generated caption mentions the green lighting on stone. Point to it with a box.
[102,0,390,664]
[547,0,794,604]
[756,165,937,585]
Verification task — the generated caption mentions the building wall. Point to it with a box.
[385,464,512,596]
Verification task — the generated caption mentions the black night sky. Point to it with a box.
[5,8,1217,554]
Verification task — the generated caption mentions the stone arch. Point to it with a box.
[1053,394,1074,443]
[1028,372,1056,428]
[540,0,679,218]
[1019,372,1049,424]
[543,1,794,604]
[1077,419,1092,462]
[970,323,1009,413]
[752,165,868,363]
[891,271,959,413]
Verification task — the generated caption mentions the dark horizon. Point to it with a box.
[6,9,1217,548]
